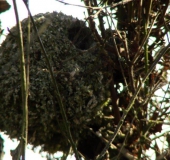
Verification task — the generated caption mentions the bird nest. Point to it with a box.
[0,12,112,154]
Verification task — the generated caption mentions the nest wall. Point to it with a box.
[0,12,112,155]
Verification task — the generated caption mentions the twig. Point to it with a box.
[93,0,106,38]
[156,149,170,160]
[141,119,170,125]
[55,0,133,13]
[132,12,159,64]
[116,118,136,160]
[12,1,28,159]
[96,40,170,160]
[87,127,137,160]
[152,131,170,141]
[10,142,22,160]
[56,0,100,9]
[22,1,80,159]
[106,9,129,89]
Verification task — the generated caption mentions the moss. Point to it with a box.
[0,12,109,153]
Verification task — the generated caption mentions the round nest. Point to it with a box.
[0,12,111,155]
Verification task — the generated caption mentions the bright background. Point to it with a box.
[0,0,86,43]
[0,0,170,159]
[0,0,86,159]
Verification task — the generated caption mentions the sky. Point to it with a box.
[0,0,170,159]
[0,0,87,43]
[0,0,86,159]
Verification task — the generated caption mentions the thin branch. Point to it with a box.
[93,0,106,38]
[12,0,28,159]
[87,127,137,160]
[132,12,159,64]
[156,149,170,160]
[152,131,170,141]
[22,1,80,159]
[96,41,170,160]
[55,0,133,12]
[106,9,129,90]
[141,119,170,125]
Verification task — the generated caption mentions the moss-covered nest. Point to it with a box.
[0,12,113,156]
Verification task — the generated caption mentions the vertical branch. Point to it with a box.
[144,0,152,92]
[25,0,30,100]
[109,79,120,124]
[93,0,106,38]
[84,0,103,44]
[25,1,30,159]
[22,1,80,159]
[96,42,170,159]
[12,0,28,160]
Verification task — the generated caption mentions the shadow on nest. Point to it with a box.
[0,12,114,159]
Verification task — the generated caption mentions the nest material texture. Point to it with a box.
[0,12,108,153]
